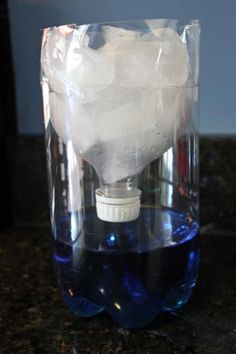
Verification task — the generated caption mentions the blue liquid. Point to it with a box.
[54,208,199,328]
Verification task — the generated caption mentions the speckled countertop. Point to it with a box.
[0,136,236,354]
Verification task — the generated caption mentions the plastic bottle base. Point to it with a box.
[62,282,196,328]
[63,294,104,318]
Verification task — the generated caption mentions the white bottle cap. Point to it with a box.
[95,189,141,222]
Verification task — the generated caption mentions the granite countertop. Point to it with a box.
[0,136,236,353]
[1,227,236,354]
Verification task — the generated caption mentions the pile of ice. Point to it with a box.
[41,24,191,183]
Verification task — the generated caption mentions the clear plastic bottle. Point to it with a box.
[40,19,200,328]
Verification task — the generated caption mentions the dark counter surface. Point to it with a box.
[1,227,236,354]
[0,136,236,353]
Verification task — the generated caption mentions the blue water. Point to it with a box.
[54,208,199,328]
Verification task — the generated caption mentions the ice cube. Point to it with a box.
[49,92,97,152]
[144,28,190,86]
[85,87,164,142]
[85,86,180,141]
[85,87,141,141]
[102,25,140,44]
[101,39,155,87]
[100,25,140,58]
[41,26,115,101]
[100,27,189,87]
[89,124,173,184]
[41,26,88,93]
[84,86,179,176]
[83,87,183,183]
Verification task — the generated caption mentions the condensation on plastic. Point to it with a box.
[40,18,200,232]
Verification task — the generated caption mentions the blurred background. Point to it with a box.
[0,0,235,228]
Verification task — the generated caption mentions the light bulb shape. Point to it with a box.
[41,24,191,222]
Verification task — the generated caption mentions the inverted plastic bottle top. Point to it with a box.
[95,189,141,222]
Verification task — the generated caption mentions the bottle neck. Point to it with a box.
[95,176,141,222]
[100,176,139,198]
